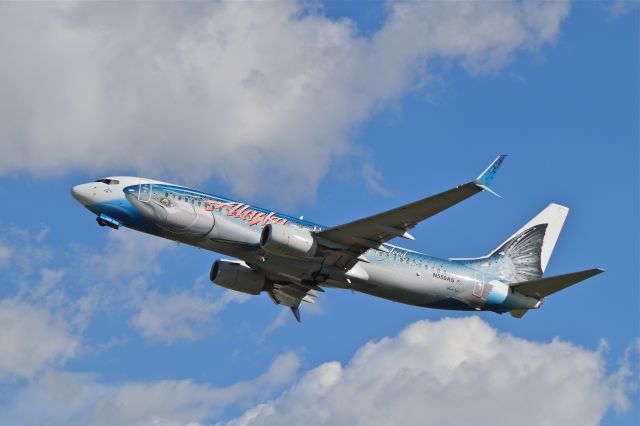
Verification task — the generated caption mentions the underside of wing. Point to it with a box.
[316,155,507,269]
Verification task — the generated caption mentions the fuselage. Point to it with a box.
[71,176,540,314]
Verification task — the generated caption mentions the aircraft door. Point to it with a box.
[138,183,152,203]
[473,272,485,298]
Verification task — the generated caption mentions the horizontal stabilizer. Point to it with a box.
[511,268,604,299]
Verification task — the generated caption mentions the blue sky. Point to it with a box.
[0,1,638,425]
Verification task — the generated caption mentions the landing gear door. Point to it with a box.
[473,272,485,298]
[138,183,152,203]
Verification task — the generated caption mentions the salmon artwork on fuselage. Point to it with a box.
[72,156,603,322]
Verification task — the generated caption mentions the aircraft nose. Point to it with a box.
[71,184,94,205]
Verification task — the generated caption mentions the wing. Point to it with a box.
[316,155,507,269]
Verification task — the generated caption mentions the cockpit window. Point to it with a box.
[95,179,120,185]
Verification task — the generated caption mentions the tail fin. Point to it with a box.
[454,204,569,283]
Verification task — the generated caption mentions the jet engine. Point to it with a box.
[260,223,317,258]
[209,260,266,295]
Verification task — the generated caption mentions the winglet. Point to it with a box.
[474,155,507,196]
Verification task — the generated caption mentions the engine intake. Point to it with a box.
[260,223,317,258]
[210,260,265,295]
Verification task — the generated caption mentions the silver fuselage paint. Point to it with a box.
[71,177,540,313]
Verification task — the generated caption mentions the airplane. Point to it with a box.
[71,156,603,322]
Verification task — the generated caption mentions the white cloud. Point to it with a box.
[259,309,291,343]
[31,268,66,298]
[0,352,300,426]
[361,162,393,197]
[0,1,570,201]
[0,299,78,379]
[0,240,11,266]
[132,288,249,344]
[82,228,172,282]
[0,222,241,347]
[1,227,53,275]
[0,225,174,338]
[74,228,175,321]
[222,317,634,426]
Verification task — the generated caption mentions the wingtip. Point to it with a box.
[474,155,507,187]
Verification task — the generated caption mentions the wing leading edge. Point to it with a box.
[316,155,507,269]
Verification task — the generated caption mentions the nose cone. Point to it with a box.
[71,184,94,206]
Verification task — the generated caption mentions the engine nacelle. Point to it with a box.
[209,260,265,295]
[260,223,318,258]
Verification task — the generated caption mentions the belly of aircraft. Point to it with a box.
[355,261,452,307]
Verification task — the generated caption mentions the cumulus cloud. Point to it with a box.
[222,317,634,426]
[0,226,53,275]
[0,0,570,201]
[132,288,249,343]
[259,309,291,343]
[0,352,300,426]
[73,228,176,322]
[79,229,249,344]
[0,222,243,346]
[81,228,173,281]
[0,297,634,425]
[31,268,66,298]
[0,299,78,379]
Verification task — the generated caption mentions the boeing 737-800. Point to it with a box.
[71,156,602,321]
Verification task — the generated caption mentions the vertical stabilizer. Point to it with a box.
[453,204,569,283]
[491,203,569,274]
